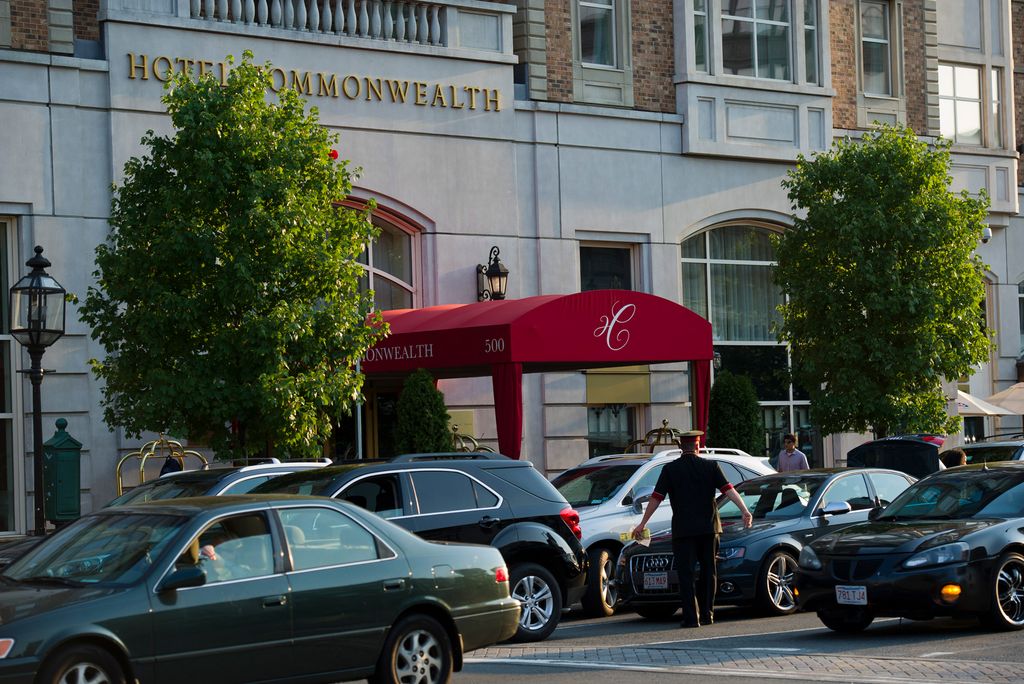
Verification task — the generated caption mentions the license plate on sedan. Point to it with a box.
[835,585,867,605]
[643,572,668,590]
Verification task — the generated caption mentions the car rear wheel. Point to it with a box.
[372,614,454,684]
[982,551,1024,631]
[634,604,679,620]
[817,608,874,633]
[757,550,798,616]
[581,547,618,617]
[509,563,562,642]
[38,644,126,684]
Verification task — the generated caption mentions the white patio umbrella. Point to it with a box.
[956,389,1019,416]
[984,382,1024,415]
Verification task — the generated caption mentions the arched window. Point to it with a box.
[358,218,416,311]
[681,223,815,463]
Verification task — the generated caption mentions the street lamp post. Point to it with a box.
[9,246,66,535]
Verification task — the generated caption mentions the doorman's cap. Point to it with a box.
[679,430,704,438]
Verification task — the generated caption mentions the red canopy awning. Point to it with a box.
[363,290,713,458]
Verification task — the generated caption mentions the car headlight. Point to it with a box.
[903,542,970,569]
[798,545,822,570]
[717,546,745,561]
[0,639,14,658]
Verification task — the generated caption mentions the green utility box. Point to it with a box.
[43,418,82,522]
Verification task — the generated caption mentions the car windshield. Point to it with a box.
[960,446,1022,465]
[551,465,640,507]
[719,474,829,520]
[879,470,1024,520]
[107,475,221,506]
[4,511,184,585]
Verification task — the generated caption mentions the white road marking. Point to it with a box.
[464,657,667,673]
[920,651,956,657]
[736,647,803,652]
[644,617,901,646]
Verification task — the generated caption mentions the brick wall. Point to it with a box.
[545,0,573,103]
[74,0,99,42]
[10,0,48,52]
[902,1,928,134]
[830,0,857,129]
[631,0,675,113]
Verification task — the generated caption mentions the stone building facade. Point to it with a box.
[0,0,1022,532]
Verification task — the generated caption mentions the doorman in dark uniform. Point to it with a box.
[632,430,753,628]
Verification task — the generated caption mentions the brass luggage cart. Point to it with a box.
[624,420,685,453]
[115,435,210,496]
[451,425,496,453]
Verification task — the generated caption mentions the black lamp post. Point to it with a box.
[477,246,510,301]
[9,246,66,535]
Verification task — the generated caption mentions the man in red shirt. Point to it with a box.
[632,431,753,628]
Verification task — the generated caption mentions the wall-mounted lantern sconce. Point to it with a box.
[477,246,509,301]
[713,351,723,371]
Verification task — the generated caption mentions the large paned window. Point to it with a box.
[803,0,819,84]
[939,63,983,145]
[580,245,633,291]
[580,0,616,67]
[694,0,709,72]
[682,224,815,461]
[990,67,1004,148]
[860,1,891,95]
[572,0,633,106]
[721,0,792,80]
[358,221,415,311]
[936,1,1011,151]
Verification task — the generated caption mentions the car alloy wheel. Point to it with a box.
[758,550,798,615]
[373,614,453,684]
[39,645,126,684]
[987,551,1024,630]
[509,562,562,642]
[581,547,618,617]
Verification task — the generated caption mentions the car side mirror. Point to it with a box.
[157,566,207,593]
[631,486,655,515]
[818,501,853,517]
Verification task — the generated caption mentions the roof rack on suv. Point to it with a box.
[390,452,511,462]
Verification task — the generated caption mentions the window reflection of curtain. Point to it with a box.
[682,263,708,319]
[580,2,615,66]
[711,263,782,341]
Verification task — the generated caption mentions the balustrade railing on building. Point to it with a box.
[102,0,514,58]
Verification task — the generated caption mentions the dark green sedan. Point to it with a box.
[0,495,519,684]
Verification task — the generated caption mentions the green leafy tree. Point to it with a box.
[775,125,991,438]
[79,52,384,459]
[394,368,454,455]
[707,371,764,457]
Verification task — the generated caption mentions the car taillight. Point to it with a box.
[495,566,509,583]
[560,507,582,540]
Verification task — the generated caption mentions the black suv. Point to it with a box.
[252,453,588,642]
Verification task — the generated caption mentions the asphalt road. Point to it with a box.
[453,606,1024,683]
